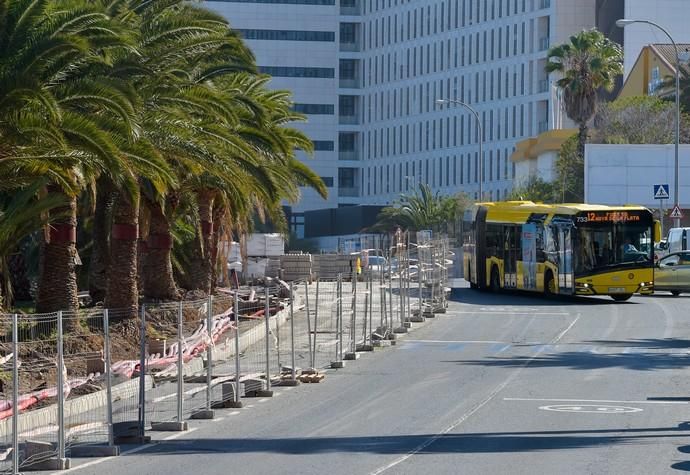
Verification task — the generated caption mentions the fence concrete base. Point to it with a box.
[190,410,215,420]
[330,361,345,368]
[69,445,120,457]
[344,352,360,360]
[277,380,300,386]
[219,400,243,409]
[22,441,71,471]
[150,421,188,431]
[393,327,408,334]
[409,315,426,323]
[254,389,274,397]
[373,340,393,348]
[356,344,374,352]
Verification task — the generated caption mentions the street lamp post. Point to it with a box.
[436,99,484,201]
[616,19,681,227]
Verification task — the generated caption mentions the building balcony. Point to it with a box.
[340,5,361,15]
[538,37,550,51]
[340,41,360,52]
[339,78,361,89]
[338,151,360,161]
[538,79,549,93]
[338,186,360,197]
[339,114,360,125]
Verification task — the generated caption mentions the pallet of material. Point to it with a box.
[298,373,325,383]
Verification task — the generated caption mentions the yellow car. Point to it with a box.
[655,252,690,296]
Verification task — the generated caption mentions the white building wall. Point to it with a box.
[205,1,340,215]
[623,0,690,79]
[205,0,599,215]
[585,144,690,208]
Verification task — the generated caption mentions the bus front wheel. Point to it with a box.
[611,294,633,302]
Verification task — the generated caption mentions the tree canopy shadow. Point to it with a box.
[584,338,690,350]
[129,425,690,457]
[449,350,690,371]
[449,288,627,306]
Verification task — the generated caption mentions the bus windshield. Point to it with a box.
[574,221,653,275]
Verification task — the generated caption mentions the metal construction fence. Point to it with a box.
[0,238,451,474]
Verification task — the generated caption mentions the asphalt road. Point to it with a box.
[47,283,690,475]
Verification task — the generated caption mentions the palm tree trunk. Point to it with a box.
[88,179,113,303]
[210,204,225,292]
[577,123,588,161]
[188,189,216,294]
[36,189,79,315]
[105,192,139,318]
[143,196,179,300]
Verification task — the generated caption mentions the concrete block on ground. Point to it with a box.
[190,409,215,419]
[221,382,242,402]
[356,343,374,352]
[330,361,345,368]
[393,326,408,334]
[254,389,274,397]
[150,421,188,431]
[221,400,243,408]
[22,441,71,470]
[372,340,392,348]
[274,378,300,386]
[242,378,266,396]
[69,445,120,457]
[344,352,360,360]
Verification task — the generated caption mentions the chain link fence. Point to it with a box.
[0,238,450,473]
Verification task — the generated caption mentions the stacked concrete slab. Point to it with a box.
[314,254,357,280]
[279,253,313,281]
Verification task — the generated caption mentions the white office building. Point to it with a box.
[205,0,607,236]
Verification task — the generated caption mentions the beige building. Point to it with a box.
[618,43,690,99]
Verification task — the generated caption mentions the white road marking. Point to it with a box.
[51,443,156,474]
[539,404,642,414]
[504,397,689,405]
[211,417,226,423]
[404,339,508,344]
[246,404,255,408]
[455,311,570,315]
[228,411,240,416]
[163,427,199,440]
[258,398,269,403]
[369,313,581,475]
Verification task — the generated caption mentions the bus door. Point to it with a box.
[555,224,574,294]
[503,225,518,288]
[475,206,488,287]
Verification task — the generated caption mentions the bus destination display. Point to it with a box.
[576,211,643,224]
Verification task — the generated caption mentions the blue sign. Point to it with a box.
[654,184,670,200]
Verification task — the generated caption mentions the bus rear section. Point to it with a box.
[463,202,655,301]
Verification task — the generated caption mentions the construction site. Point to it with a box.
[0,236,453,473]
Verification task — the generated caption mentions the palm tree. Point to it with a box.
[372,184,465,234]
[0,184,67,309]
[0,0,143,314]
[546,29,623,159]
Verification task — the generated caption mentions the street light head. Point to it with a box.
[435,99,447,105]
[615,19,636,28]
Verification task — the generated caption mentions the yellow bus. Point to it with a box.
[462,201,659,301]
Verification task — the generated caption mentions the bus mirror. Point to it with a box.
[654,220,662,242]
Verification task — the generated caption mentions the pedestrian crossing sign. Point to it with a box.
[654,184,670,200]
[670,205,684,219]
